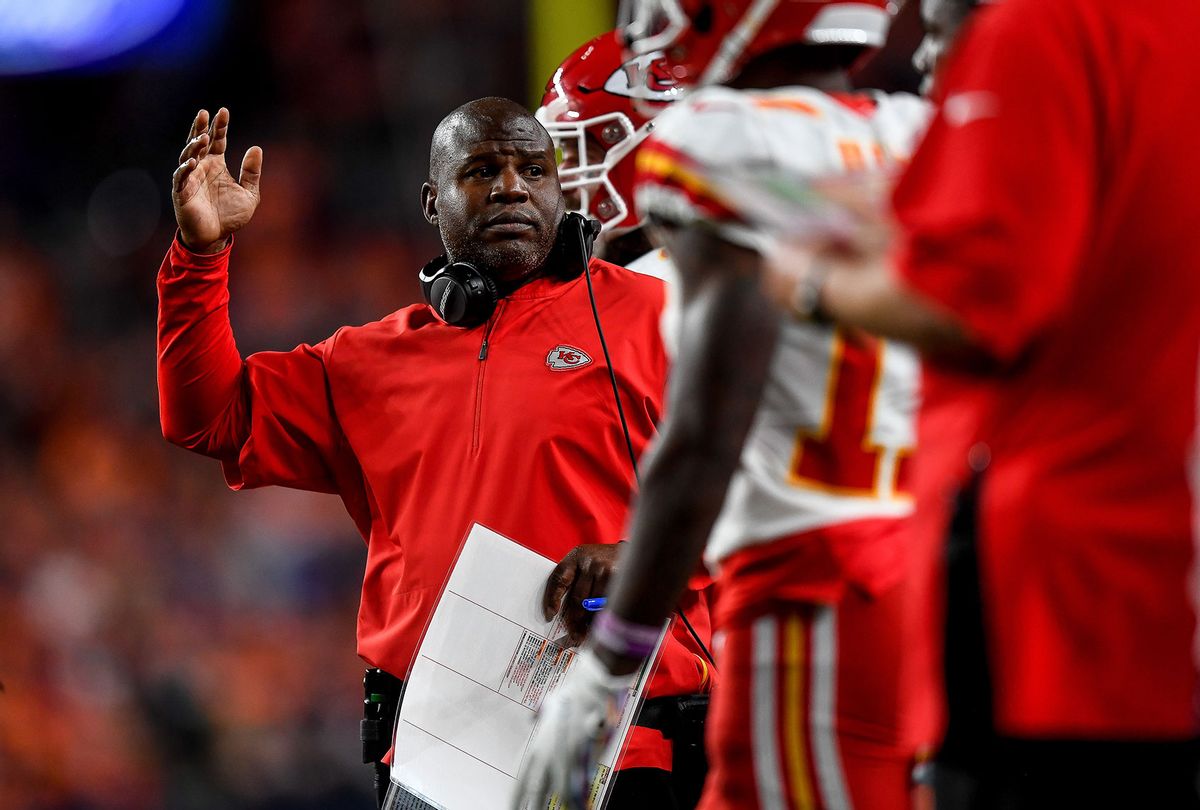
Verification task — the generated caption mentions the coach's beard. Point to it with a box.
[444,226,557,286]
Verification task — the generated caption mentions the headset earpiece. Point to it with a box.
[553,212,603,280]
[418,213,599,327]
[418,256,499,327]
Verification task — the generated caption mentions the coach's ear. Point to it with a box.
[421,182,438,226]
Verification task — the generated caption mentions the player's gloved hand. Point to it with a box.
[512,646,634,810]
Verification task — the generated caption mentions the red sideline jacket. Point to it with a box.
[156,237,714,769]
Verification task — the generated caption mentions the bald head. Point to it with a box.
[429,96,553,184]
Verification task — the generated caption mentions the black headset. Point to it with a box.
[418,211,602,328]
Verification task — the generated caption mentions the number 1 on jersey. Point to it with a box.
[788,329,913,500]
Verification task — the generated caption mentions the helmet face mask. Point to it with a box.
[618,0,690,56]
[541,112,640,232]
[536,32,685,233]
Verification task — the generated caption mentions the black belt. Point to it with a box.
[634,694,710,744]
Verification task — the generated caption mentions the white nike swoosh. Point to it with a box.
[943,91,1000,127]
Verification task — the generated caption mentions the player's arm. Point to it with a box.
[596,221,780,675]
[824,257,970,352]
[764,242,973,357]
[514,222,775,809]
[773,2,1096,364]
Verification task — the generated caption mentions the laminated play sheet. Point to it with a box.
[389,523,661,810]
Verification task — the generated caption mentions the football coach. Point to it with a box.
[156,97,712,808]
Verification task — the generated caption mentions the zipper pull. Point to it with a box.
[478,301,502,361]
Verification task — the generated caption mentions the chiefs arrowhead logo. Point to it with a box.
[603,51,684,103]
[545,345,593,371]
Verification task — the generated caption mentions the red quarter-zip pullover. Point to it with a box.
[157,237,713,768]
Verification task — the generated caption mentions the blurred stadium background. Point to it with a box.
[0,1,919,807]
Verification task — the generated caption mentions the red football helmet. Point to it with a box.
[536,31,686,233]
[619,0,893,87]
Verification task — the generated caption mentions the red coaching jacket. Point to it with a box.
[156,237,713,768]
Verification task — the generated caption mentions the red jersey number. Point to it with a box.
[788,329,912,499]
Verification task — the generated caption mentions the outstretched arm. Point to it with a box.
[766,0,1098,367]
[763,241,972,357]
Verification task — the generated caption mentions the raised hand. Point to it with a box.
[172,108,263,253]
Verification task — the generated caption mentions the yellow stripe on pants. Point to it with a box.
[784,613,816,809]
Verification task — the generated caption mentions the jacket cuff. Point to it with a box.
[170,231,234,266]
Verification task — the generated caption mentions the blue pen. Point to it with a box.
[581,597,607,612]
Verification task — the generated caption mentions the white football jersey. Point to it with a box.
[625,247,680,358]
[634,86,931,565]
